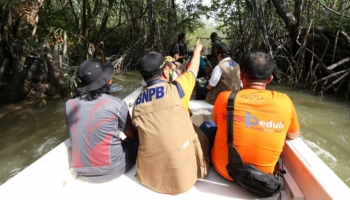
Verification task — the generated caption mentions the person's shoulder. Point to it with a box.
[228,58,239,66]
[172,41,180,47]
[215,91,232,103]
[101,94,124,105]
[269,90,293,102]
[270,90,289,97]
[65,98,74,106]
[213,39,221,44]
[179,42,186,47]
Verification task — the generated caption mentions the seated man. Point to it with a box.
[65,58,138,183]
[132,40,210,194]
[196,45,241,104]
[200,52,300,181]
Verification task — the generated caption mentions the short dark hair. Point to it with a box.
[241,52,275,81]
[169,48,179,57]
[73,84,110,101]
[210,32,217,38]
[178,33,185,40]
[142,70,163,82]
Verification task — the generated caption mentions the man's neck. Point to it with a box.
[242,82,267,90]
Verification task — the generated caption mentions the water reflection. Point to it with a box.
[0,73,349,188]
[268,85,350,187]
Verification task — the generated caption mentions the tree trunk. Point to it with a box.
[94,0,114,61]
[4,42,28,103]
[63,31,69,64]
[45,42,66,95]
[271,0,299,43]
[0,58,9,82]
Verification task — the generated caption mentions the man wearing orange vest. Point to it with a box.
[200,52,300,181]
[132,40,210,194]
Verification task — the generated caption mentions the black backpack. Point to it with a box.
[225,91,285,198]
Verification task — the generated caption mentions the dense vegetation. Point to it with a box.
[0,0,350,104]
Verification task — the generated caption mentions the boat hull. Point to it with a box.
[0,87,349,200]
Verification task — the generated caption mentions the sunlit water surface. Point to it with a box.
[0,72,349,188]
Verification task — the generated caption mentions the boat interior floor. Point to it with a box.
[0,137,289,200]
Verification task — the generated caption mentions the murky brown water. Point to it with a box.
[0,72,349,188]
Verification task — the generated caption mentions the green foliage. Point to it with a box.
[62,65,78,89]
[24,40,42,54]
[38,99,47,107]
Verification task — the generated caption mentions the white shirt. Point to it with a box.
[208,57,232,87]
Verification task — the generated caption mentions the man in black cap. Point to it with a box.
[196,45,241,104]
[132,40,210,194]
[209,32,223,66]
[170,32,188,63]
[65,58,138,183]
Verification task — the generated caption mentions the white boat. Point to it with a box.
[0,87,349,200]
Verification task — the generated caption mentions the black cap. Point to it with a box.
[139,52,168,76]
[210,32,218,38]
[76,58,114,93]
[217,45,232,55]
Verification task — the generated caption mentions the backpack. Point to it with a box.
[170,42,180,55]
[225,91,285,198]
[184,51,193,71]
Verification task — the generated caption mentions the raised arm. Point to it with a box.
[187,39,203,75]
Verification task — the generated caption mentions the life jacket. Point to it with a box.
[206,58,241,104]
[132,80,210,194]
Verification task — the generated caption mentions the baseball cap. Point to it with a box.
[76,58,114,93]
[217,45,232,55]
[139,52,169,77]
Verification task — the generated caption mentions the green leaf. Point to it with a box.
[38,99,47,107]
[53,94,61,99]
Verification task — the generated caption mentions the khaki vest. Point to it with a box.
[206,58,241,104]
[132,81,210,194]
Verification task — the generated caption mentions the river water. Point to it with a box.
[0,71,349,188]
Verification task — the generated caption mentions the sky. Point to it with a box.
[176,0,215,24]
[176,0,211,7]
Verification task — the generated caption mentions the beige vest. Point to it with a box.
[206,58,241,104]
[132,81,210,194]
